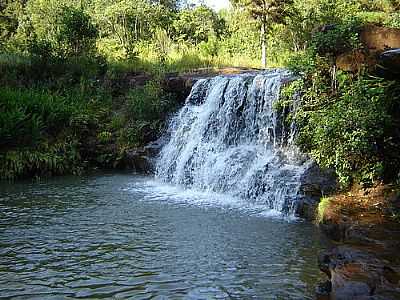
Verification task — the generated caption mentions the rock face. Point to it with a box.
[121,140,165,174]
[318,246,400,300]
[336,50,375,73]
[296,163,337,220]
[163,74,199,104]
[360,25,400,53]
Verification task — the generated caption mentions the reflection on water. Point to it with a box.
[0,173,326,299]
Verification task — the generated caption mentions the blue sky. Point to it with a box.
[192,0,231,11]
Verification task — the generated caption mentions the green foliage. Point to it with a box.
[56,7,98,58]
[97,131,113,143]
[285,69,399,187]
[172,5,224,45]
[283,3,400,188]
[311,19,362,57]
[153,28,172,63]
[128,81,164,121]
[0,84,112,179]
[0,141,81,180]
[0,0,24,50]
[94,0,172,58]
[218,8,260,60]
[317,197,331,223]
[0,87,79,148]
[232,0,294,67]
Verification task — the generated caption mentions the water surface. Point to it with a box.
[0,173,326,299]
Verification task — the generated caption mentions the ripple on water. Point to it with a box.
[0,174,326,299]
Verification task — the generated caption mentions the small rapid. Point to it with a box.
[156,70,310,215]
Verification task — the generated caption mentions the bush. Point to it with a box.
[287,71,399,187]
[311,19,362,57]
[0,140,81,180]
[0,87,79,148]
[56,7,98,58]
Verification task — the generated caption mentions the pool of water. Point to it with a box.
[0,173,326,299]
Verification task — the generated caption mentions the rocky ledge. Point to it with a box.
[296,162,337,220]
[316,185,400,300]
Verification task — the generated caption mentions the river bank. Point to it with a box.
[316,185,400,299]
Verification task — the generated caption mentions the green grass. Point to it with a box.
[317,197,332,224]
[105,41,261,76]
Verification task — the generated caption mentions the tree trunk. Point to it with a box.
[261,21,267,69]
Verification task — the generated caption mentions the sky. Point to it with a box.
[192,0,231,11]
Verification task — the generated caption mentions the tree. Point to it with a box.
[154,27,172,63]
[219,7,260,60]
[231,0,293,68]
[172,5,224,45]
[0,0,25,50]
[93,0,172,58]
[57,7,98,57]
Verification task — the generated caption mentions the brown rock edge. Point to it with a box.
[316,185,400,300]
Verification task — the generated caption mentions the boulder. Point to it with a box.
[124,148,153,174]
[119,139,165,174]
[296,163,337,220]
[318,246,400,300]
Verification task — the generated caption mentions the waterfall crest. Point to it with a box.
[156,70,309,215]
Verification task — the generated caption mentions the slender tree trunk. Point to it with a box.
[261,21,267,69]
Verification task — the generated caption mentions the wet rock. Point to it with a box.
[124,148,153,174]
[296,163,337,220]
[139,123,159,145]
[119,140,165,174]
[185,78,211,105]
[316,280,332,300]
[334,281,372,299]
[143,140,164,157]
[320,219,349,242]
[296,197,321,220]
[300,163,337,199]
[318,246,400,300]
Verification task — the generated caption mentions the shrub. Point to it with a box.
[0,140,81,180]
[311,19,362,58]
[286,71,398,188]
[0,87,78,148]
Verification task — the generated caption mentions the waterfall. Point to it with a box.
[156,69,309,215]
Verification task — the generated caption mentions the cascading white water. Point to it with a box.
[156,69,310,215]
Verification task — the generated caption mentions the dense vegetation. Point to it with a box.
[0,0,399,189]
